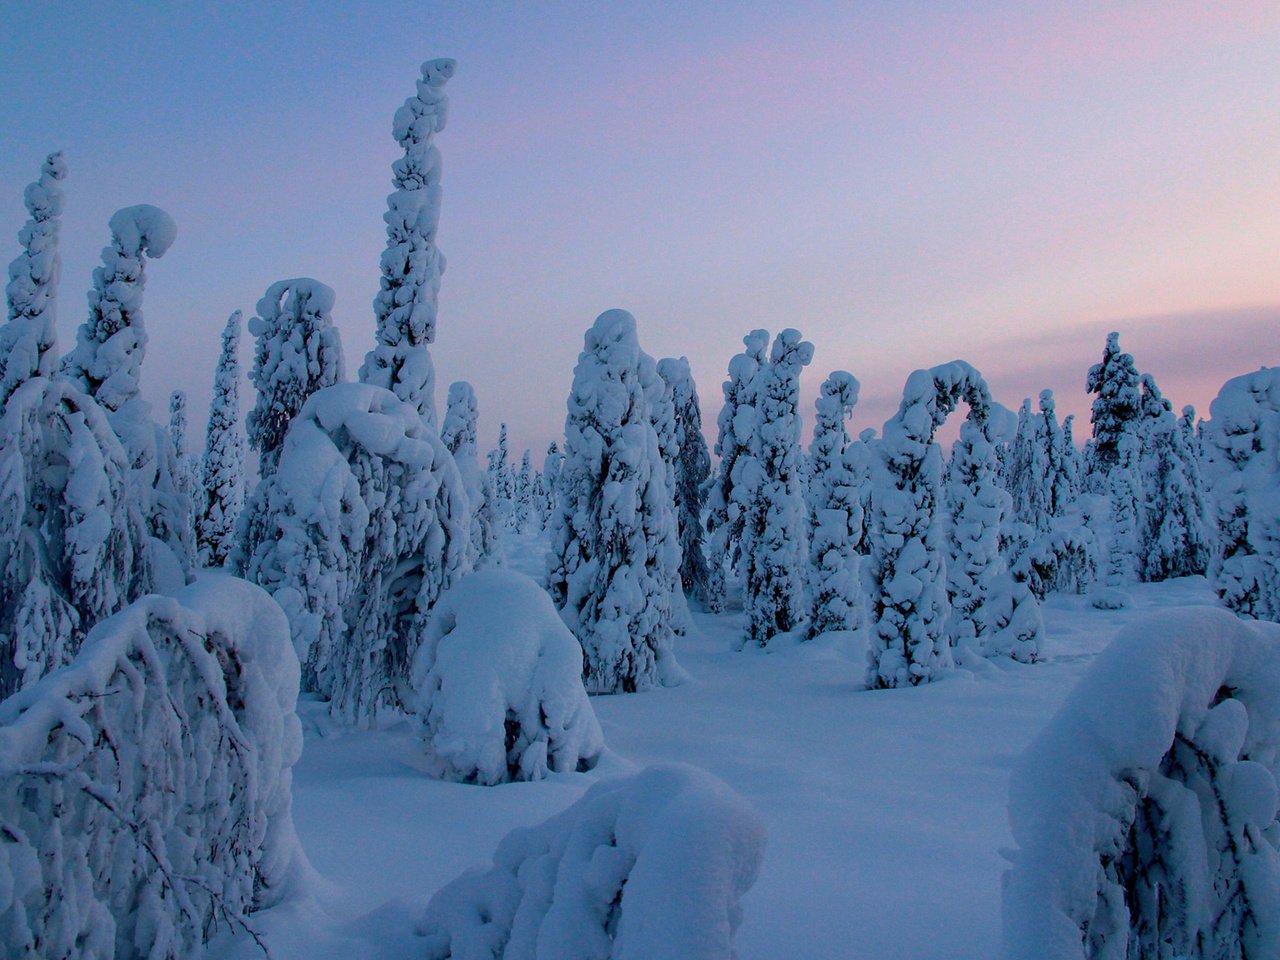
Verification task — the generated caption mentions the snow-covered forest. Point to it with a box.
[3,44,1280,960]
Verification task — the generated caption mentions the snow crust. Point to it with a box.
[412,569,603,785]
[416,763,766,960]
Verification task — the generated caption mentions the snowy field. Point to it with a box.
[219,532,1219,960]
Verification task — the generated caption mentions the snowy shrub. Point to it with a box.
[417,763,766,960]
[1203,367,1280,622]
[1003,606,1280,960]
[0,378,151,697]
[244,382,470,722]
[807,370,863,637]
[658,357,712,603]
[360,57,455,427]
[198,311,247,567]
[412,570,602,785]
[1010,522,1098,600]
[546,309,682,694]
[442,381,498,566]
[0,575,302,959]
[2,151,65,406]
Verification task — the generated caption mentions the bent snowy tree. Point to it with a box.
[1003,606,1280,960]
[0,577,303,959]
[866,361,1042,688]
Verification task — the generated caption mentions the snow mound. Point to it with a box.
[0,574,302,959]
[412,569,603,785]
[416,763,767,959]
[1003,606,1280,960]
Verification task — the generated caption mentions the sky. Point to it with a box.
[3,1,1278,456]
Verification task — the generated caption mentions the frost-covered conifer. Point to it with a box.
[245,278,344,479]
[1203,367,1280,621]
[1139,380,1211,582]
[541,440,563,526]
[441,380,496,565]
[198,311,247,567]
[1093,434,1141,609]
[1085,331,1141,476]
[2,151,66,406]
[546,310,682,694]
[740,329,813,647]
[1059,413,1081,506]
[1008,397,1049,533]
[866,361,995,688]
[806,371,862,637]
[847,427,877,554]
[644,353,691,636]
[514,449,534,532]
[487,422,514,531]
[704,329,770,612]
[360,58,456,426]
[657,357,712,602]
[164,389,198,565]
[1037,390,1072,519]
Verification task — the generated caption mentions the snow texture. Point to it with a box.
[412,570,603,785]
[1003,606,1280,960]
[442,380,498,566]
[0,575,302,960]
[360,57,456,427]
[416,763,766,960]
[0,377,151,698]
[2,151,66,406]
[546,309,682,694]
[198,311,247,567]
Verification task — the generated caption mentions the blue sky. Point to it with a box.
[3,1,1278,454]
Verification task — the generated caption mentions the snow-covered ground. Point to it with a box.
[222,531,1220,959]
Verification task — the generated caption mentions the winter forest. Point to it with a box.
[3,24,1280,960]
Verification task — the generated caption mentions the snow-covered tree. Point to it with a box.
[1059,412,1082,507]
[243,382,470,722]
[441,380,496,566]
[197,311,247,567]
[1203,367,1280,621]
[1085,331,1141,478]
[245,278,344,480]
[644,353,691,637]
[806,370,862,638]
[704,329,770,612]
[541,440,563,527]
[0,379,151,698]
[1037,390,1073,519]
[866,361,996,688]
[0,577,302,959]
[360,58,456,427]
[1092,434,1141,609]
[657,357,712,602]
[1138,378,1211,582]
[2,151,66,406]
[514,448,534,532]
[546,309,682,694]
[1007,397,1049,535]
[165,389,198,563]
[487,421,514,531]
[740,329,813,647]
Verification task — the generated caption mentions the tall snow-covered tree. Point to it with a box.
[1137,377,1211,581]
[245,278,344,479]
[740,329,813,647]
[644,353,691,637]
[514,449,534,532]
[1059,413,1082,508]
[806,370,862,637]
[657,357,712,602]
[360,58,456,427]
[1008,397,1049,534]
[2,151,66,406]
[441,380,496,566]
[1085,331,1141,478]
[164,389,198,566]
[546,309,682,694]
[1037,390,1072,520]
[704,329,770,612]
[541,440,563,526]
[198,311,247,567]
[487,422,514,531]
[1093,434,1141,609]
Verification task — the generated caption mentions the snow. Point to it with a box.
[412,569,603,785]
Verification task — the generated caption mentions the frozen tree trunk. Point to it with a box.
[360,58,456,427]
[546,310,682,694]
[658,357,713,604]
[2,151,66,406]
[198,311,247,567]
[442,380,497,566]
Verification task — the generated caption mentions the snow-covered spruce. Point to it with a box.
[1203,366,1280,621]
[244,382,470,722]
[441,380,497,566]
[658,357,713,603]
[1038,390,1075,520]
[514,449,535,532]
[360,57,456,426]
[546,309,682,694]
[644,351,691,637]
[487,422,514,532]
[1084,331,1140,481]
[412,570,602,785]
[540,441,563,528]
[198,311,247,567]
[740,329,813,647]
[1007,397,1049,535]
[944,416,1043,663]
[165,389,198,565]
[703,329,770,612]
[245,278,344,480]
[1003,606,1280,960]
[806,370,863,637]
[1092,434,1141,610]
[2,151,66,406]
[0,378,151,698]
[0,575,302,959]
[417,763,766,960]
[867,361,1012,687]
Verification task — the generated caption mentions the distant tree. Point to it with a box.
[1085,331,1141,478]
[806,371,862,637]
[514,449,534,532]
[198,311,247,567]
[441,380,497,565]
[657,357,712,603]
[487,422,514,531]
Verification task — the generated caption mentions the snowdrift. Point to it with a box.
[0,575,302,959]
[1003,606,1280,960]
[417,763,766,959]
